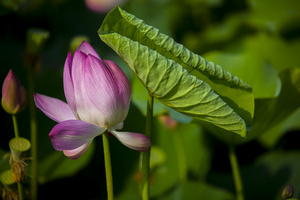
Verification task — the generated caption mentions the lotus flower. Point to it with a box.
[34,41,151,159]
[84,0,127,13]
[2,69,28,115]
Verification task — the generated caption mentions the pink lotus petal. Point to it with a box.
[104,60,131,120]
[50,120,106,151]
[71,51,103,124]
[76,41,101,60]
[112,122,124,130]
[63,141,92,159]
[85,0,126,13]
[34,93,76,123]
[63,52,79,119]
[109,129,151,152]
[84,55,123,127]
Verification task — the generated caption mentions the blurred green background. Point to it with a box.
[1,0,300,199]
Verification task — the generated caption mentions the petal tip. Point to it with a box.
[111,130,152,152]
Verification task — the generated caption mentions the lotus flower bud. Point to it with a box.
[159,114,178,130]
[1,70,28,114]
[282,184,294,200]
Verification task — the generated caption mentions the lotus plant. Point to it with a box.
[34,41,151,159]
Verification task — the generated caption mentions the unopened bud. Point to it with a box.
[158,114,178,130]
[282,184,294,200]
[1,70,28,114]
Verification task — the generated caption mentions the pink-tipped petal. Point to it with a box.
[76,41,101,60]
[50,120,106,151]
[104,60,131,120]
[63,52,78,119]
[84,55,123,126]
[109,129,151,152]
[63,141,92,159]
[34,93,76,123]
[71,51,103,124]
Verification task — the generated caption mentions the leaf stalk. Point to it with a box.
[141,92,153,200]
[229,145,244,200]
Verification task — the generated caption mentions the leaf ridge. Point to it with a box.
[116,6,245,88]
[98,7,253,137]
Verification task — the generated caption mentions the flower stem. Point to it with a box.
[103,131,114,200]
[12,115,19,138]
[11,115,24,200]
[27,68,38,200]
[17,182,24,200]
[228,145,244,200]
[141,92,153,200]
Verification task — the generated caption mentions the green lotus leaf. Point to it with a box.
[207,67,300,145]
[98,7,254,137]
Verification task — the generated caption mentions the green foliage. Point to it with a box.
[254,150,300,200]
[0,148,10,173]
[203,51,281,99]
[247,0,300,33]
[116,118,214,199]
[161,182,235,200]
[98,6,255,138]
[37,141,95,184]
[131,75,165,116]
[253,68,300,146]
[205,68,300,145]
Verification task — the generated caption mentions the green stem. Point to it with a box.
[229,146,244,200]
[17,182,24,200]
[12,115,19,138]
[141,92,153,200]
[27,68,38,200]
[103,131,114,200]
[11,115,24,200]
[172,129,187,182]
